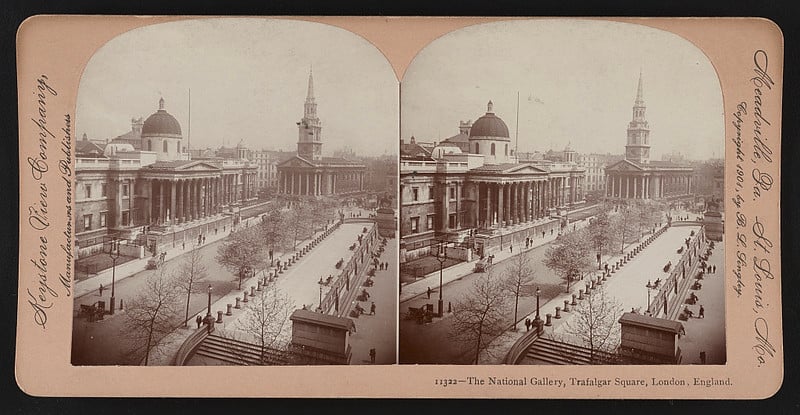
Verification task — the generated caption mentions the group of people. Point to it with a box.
[354,301,377,316]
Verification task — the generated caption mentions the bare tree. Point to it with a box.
[560,286,623,363]
[124,268,181,365]
[587,211,613,268]
[235,283,295,364]
[502,252,536,331]
[259,203,289,261]
[449,271,508,364]
[613,205,640,253]
[286,202,313,250]
[175,246,208,327]
[216,227,268,289]
[543,229,594,292]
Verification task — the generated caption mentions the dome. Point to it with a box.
[141,98,182,136]
[469,100,509,139]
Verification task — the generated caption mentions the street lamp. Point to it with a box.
[434,241,447,317]
[206,284,213,317]
[534,287,542,329]
[108,237,121,315]
[645,280,655,315]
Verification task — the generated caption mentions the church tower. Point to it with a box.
[625,71,651,164]
[297,68,323,161]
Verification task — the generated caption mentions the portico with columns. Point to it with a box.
[604,71,694,201]
[276,68,366,197]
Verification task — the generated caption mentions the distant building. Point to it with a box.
[400,100,585,259]
[277,70,366,196]
[605,73,694,201]
[75,97,257,258]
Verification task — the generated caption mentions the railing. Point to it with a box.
[173,326,212,366]
[504,328,541,364]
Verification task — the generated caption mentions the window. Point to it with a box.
[450,186,456,199]
[449,213,457,229]
[122,211,130,226]
[411,187,419,201]
[122,184,130,197]
[505,144,508,156]
[428,186,434,200]
[410,217,419,233]
[83,214,92,231]
[475,142,480,153]
[99,212,107,228]
[426,215,435,231]
[491,143,496,155]
[163,141,168,152]
[147,140,152,151]
[101,183,107,197]
[84,184,92,199]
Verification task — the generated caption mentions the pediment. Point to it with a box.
[278,156,315,168]
[606,160,643,172]
[178,162,221,171]
[505,164,548,174]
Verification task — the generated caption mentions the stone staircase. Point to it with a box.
[524,337,617,365]
[193,334,290,366]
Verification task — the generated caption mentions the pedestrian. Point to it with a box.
[427,287,431,299]
[369,348,376,364]
[509,245,513,253]
[203,235,206,244]
[542,231,545,238]
[370,302,376,315]
[99,283,104,296]
[525,318,531,332]
[699,351,707,364]
[182,241,186,250]
[699,305,705,318]
[196,315,202,329]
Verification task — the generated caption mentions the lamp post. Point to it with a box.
[206,284,213,317]
[319,285,323,308]
[434,241,447,317]
[534,287,542,327]
[108,237,120,315]
[645,280,655,315]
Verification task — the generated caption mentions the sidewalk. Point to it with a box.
[478,223,674,364]
[74,203,329,299]
[399,217,594,304]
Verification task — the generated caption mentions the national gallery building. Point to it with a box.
[400,101,586,261]
[75,98,258,258]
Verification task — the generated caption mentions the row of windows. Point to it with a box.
[83,183,130,199]
[473,142,512,156]
[82,211,133,231]
[408,215,435,234]
[145,140,182,153]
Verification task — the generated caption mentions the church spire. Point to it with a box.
[306,66,315,103]
[635,69,644,105]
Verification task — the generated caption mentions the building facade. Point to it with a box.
[75,98,258,258]
[277,70,366,196]
[605,73,694,201]
[400,101,586,260]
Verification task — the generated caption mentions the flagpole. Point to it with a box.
[515,91,520,155]
[188,88,191,158]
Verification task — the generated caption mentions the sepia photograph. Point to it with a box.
[69,18,399,366]
[398,19,725,365]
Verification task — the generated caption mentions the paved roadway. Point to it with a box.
[347,236,398,364]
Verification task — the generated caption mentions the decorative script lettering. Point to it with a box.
[23,75,73,330]
[730,50,778,367]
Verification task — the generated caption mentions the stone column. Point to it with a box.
[168,179,176,223]
[157,179,165,224]
[455,182,461,229]
[441,182,450,232]
[474,182,481,227]
[485,183,492,227]
[144,179,152,224]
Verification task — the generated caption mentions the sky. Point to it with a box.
[401,19,725,161]
[76,18,398,156]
